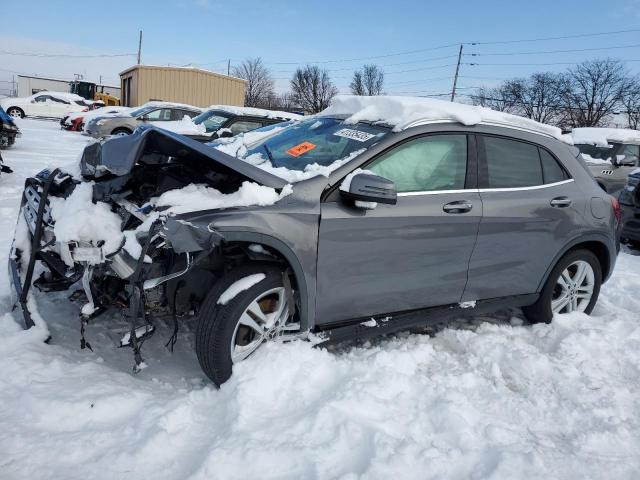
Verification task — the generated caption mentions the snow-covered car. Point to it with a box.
[83,102,202,138]
[565,128,640,196]
[0,106,20,148]
[60,106,131,132]
[619,169,640,247]
[167,106,302,142]
[0,92,89,119]
[9,96,619,386]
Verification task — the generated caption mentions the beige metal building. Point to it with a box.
[119,65,246,108]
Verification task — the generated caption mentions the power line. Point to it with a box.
[468,43,640,57]
[472,28,640,46]
[0,50,136,58]
[466,59,640,67]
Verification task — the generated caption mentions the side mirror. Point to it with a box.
[340,172,397,209]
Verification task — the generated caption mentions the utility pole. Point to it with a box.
[227,59,230,76]
[450,44,463,102]
[137,30,143,65]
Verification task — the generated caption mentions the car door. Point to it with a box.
[29,95,51,117]
[315,133,482,326]
[463,134,586,302]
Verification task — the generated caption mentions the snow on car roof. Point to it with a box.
[564,127,640,147]
[30,91,86,102]
[142,101,203,111]
[206,105,302,121]
[321,95,565,141]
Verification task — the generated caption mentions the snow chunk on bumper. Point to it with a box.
[49,182,124,255]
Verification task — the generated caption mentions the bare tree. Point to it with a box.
[560,59,634,128]
[508,73,565,124]
[622,79,640,129]
[231,57,275,107]
[290,65,338,113]
[350,64,384,96]
[470,85,518,112]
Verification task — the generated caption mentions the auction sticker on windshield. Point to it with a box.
[287,141,316,157]
[333,128,376,142]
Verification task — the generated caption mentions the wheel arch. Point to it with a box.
[216,231,311,331]
[537,233,615,292]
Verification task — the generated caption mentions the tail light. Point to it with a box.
[611,196,621,226]
[82,108,89,112]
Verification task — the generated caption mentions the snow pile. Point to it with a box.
[48,182,124,255]
[206,105,303,121]
[218,274,266,305]
[322,95,565,140]
[156,115,206,135]
[155,181,292,215]
[566,127,640,147]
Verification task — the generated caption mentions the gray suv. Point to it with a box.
[84,103,202,138]
[10,114,619,385]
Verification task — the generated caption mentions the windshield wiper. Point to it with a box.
[263,144,274,163]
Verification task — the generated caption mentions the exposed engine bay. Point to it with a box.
[10,126,291,370]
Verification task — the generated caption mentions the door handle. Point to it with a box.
[443,200,473,214]
[550,196,572,208]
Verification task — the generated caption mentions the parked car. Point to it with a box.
[619,169,640,248]
[83,102,202,138]
[60,106,131,132]
[566,128,640,196]
[0,92,89,119]
[174,106,302,142]
[0,106,20,148]
[9,96,619,386]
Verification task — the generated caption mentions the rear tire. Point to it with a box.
[7,107,24,119]
[195,264,293,386]
[523,249,602,324]
[111,127,132,136]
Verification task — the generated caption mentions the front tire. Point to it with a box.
[111,127,132,136]
[195,264,295,386]
[7,107,24,118]
[523,249,602,324]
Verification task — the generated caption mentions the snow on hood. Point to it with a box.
[321,95,565,140]
[66,106,131,123]
[564,127,640,147]
[157,116,206,135]
[206,105,302,121]
[155,181,293,215]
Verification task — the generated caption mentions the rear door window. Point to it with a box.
[481,136,543,188]
[539,148,568,184]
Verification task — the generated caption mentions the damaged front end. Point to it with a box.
[9,126,288,370]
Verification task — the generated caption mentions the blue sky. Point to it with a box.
[1,0,639,98]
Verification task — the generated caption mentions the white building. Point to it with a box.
[16,75,120,99]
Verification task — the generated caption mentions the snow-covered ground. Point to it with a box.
[1,119,640,479]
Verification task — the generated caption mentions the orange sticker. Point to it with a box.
[286,141,316,157]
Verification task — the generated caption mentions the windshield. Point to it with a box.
[129,106,155,117]
[244,117,389,171]
[193,110,231,133]
[576,143,615,162]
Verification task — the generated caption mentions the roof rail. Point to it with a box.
[402,118,559,140]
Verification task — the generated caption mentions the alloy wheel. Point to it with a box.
[551,260,595,314]
[230,287,294,363]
